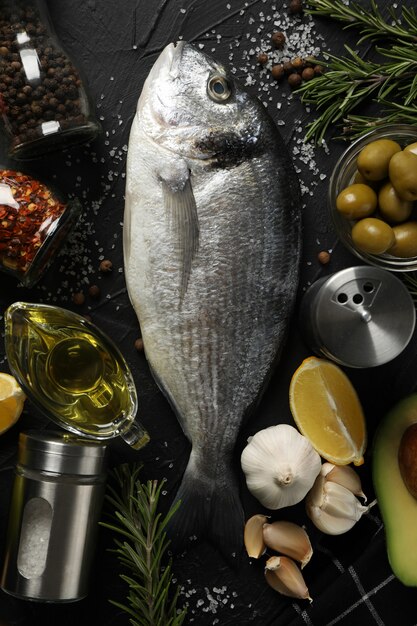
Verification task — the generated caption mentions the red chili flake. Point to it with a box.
[0,169,67,277]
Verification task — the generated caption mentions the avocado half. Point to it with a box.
[373,393,417,586]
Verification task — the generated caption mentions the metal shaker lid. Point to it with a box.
[309,266,416,368]
[18,430,107,476]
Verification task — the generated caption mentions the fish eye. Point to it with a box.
[207,75,232,103]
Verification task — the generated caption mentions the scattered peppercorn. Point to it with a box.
[301,67,316,81]
[318,250,331,265]
[288,0,303,15]
[88,284,100,298]
[271,64,285,81]
[291,57,305,70]
[283,60,295,75]
[72,291,85,305]
[257,52,269,65]
[287,73,302,89]
[99,259,113,273]
[271,31,286,50]
[314,64,325,76]
[134,338,144,352]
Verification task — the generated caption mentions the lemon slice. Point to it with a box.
[289,356,366,466]
[0,372,26,434]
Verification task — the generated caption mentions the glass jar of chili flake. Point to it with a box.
[0,0,100,160]
[0,167,81,286]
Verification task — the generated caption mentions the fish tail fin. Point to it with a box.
[168,456,244,563]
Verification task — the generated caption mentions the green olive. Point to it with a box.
[389,150,417,201]
[378,181,413,223]
[389,222,417,258]
[336,183,377,219]
[404,142,417,157]
[357,139,401,181]
[351,218,395,255]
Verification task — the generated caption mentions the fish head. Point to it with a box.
[137,42,266,163]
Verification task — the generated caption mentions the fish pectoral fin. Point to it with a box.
[162,173,199,303]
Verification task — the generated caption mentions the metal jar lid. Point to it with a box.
[300,266,416,368]
[18,430,107,476]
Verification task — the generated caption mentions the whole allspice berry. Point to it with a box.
[257,52,269,65]
[271,64,285,81]
[289,0,303,15]
[134,337,144,352]
[283,60,295,74]
[291,57,305,70]
[287,73,302,89]
[318,250,331,265]
[99,259,113,273]
[302,67,315,81]
[88,284,100,299]
[314,64,325,76]
[72,291,85,305]
[271,31,286,50]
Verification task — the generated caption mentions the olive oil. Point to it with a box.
[5,302,149,447]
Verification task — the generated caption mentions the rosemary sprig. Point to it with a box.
[102,464,186,626]
[305,0,417,44]
[297,0,417,143]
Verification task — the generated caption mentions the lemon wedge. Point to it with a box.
[0,372,26,434]
[289,356,366,466]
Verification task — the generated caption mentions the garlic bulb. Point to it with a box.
[306,471,375,535]
[263,521,313,568]
[241,424,322,509]
[265,555,312,602]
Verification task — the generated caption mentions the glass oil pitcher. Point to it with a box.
[4,301,150,450]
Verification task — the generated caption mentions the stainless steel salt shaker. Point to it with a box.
[299,265,416,368]
[1,430,107,602]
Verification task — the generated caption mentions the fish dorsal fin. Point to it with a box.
[162,171,199,304]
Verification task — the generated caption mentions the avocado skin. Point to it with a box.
[373,393,417,586]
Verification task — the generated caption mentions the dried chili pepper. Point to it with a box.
[0,169,80,285]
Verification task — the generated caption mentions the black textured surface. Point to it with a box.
[1,1,417,625]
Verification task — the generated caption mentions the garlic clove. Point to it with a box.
[306,501,358,535]
[306,473,376,535]
[321,481,368,521]
[263,520,313,568]
[265,555,312,602]
[324,463,367,502]
[244,514,269,558]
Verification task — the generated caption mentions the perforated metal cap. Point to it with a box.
[300,266,416,368]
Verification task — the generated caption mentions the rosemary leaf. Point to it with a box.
[101,464,186,626]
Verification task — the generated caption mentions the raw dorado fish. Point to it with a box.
[124,42,301,557]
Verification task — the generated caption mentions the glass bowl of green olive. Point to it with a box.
[329,124,417,271]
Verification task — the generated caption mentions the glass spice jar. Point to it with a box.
[0,0,100,159]
[0,167,81,286]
